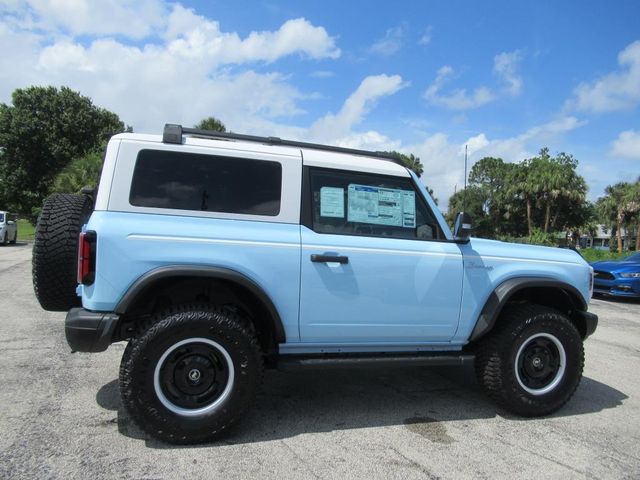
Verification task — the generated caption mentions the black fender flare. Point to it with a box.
[115,265,286,343]
[469,277,587,342]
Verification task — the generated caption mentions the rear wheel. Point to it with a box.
[10,231,16,244]
[475,304,583,416]
[119,305,263,444]
[32,194,93,311]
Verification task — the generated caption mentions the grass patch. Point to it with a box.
[17,219,35,242]
[580,248,630,263]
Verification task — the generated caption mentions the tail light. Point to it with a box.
[77,231,96,285]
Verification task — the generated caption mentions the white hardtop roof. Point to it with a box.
[111,132,409,177]
[301,148,409,177]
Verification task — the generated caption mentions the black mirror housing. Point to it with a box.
[454,212,473,241]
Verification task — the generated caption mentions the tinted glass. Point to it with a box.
[130,150,282,216]
[624,253,640,262]
[0,214,4,223]
[309,169,443,240]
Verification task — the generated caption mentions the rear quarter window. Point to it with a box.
[129,149,282,216]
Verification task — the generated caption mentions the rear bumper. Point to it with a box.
[65,308,119,352]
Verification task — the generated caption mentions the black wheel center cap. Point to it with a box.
[518,337,561,389]
[159,341,231,410]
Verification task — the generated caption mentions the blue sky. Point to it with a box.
[1,0,639,207]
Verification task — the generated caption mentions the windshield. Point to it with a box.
[624,252,640,262]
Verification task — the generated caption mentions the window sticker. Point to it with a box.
[320,187,345,218]
[347,184,416,228]
[402,190,416,228]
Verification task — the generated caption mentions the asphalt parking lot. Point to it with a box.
[0,244,638,479]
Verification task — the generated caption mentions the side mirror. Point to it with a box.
[453,212,473,241]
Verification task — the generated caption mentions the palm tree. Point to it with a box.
[515,154,546,236]
[624,178,640,250]
[598,182,635,252]
[381,151,424,177]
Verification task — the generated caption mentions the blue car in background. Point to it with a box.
[591,252,640,298]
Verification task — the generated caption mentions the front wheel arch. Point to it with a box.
[469,278,588,343]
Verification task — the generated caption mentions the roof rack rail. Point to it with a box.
[162,124,403,164]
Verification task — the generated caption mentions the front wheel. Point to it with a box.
[119,306,263,444]
[475,304,584,417]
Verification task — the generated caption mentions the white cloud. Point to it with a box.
[310,74,407,142]
[493,50,523,96]
[424,65,495,110]
[164,7,340,64]
[425,51,523,110]
[610,130,640,159]
[418,26,432,46]
[567,40,640,113]
[0,2,342,131]
[4,0,168,39]
[369,26,404,56]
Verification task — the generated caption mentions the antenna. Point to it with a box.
[463,144,468,213]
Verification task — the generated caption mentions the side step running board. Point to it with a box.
[277,353,475,371]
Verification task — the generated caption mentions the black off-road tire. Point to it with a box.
[10,231,17,244]
[2,232,7,245]
[119,305,263,444]
[32,193,93,311]
[474,304,584,417]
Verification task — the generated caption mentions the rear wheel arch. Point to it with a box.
[114,266,286,354]
[469,278,588,343]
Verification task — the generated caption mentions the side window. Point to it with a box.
[129,149,282,216]
[309,168,443,240]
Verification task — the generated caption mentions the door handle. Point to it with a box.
[310,254,349,264]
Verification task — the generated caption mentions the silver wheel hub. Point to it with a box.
[515,332,566,396]
[188,368,201,383]
[153,337,235,417]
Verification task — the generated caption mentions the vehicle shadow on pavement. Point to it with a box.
[96,365,627,449]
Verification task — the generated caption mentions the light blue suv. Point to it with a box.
[32,124,598,444]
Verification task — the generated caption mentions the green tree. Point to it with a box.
[596,182,640,252]
[51,148,104,194]
[629,178,640,251]
[0,86,124,220]
[194,117,226,132]
[468,157,523,237]
[446,185,491,236]
[599,179,640,251]
[514,149,587,235]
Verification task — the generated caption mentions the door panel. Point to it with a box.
[300,226,463,342]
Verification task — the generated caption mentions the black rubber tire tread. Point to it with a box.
[474,303,584,417]
[32,193,93,311]
[119,304,263,445]
[9,231,16,244]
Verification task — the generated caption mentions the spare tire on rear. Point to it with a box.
[33,193,94,312]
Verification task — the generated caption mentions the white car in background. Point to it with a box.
[0,211,17,245]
